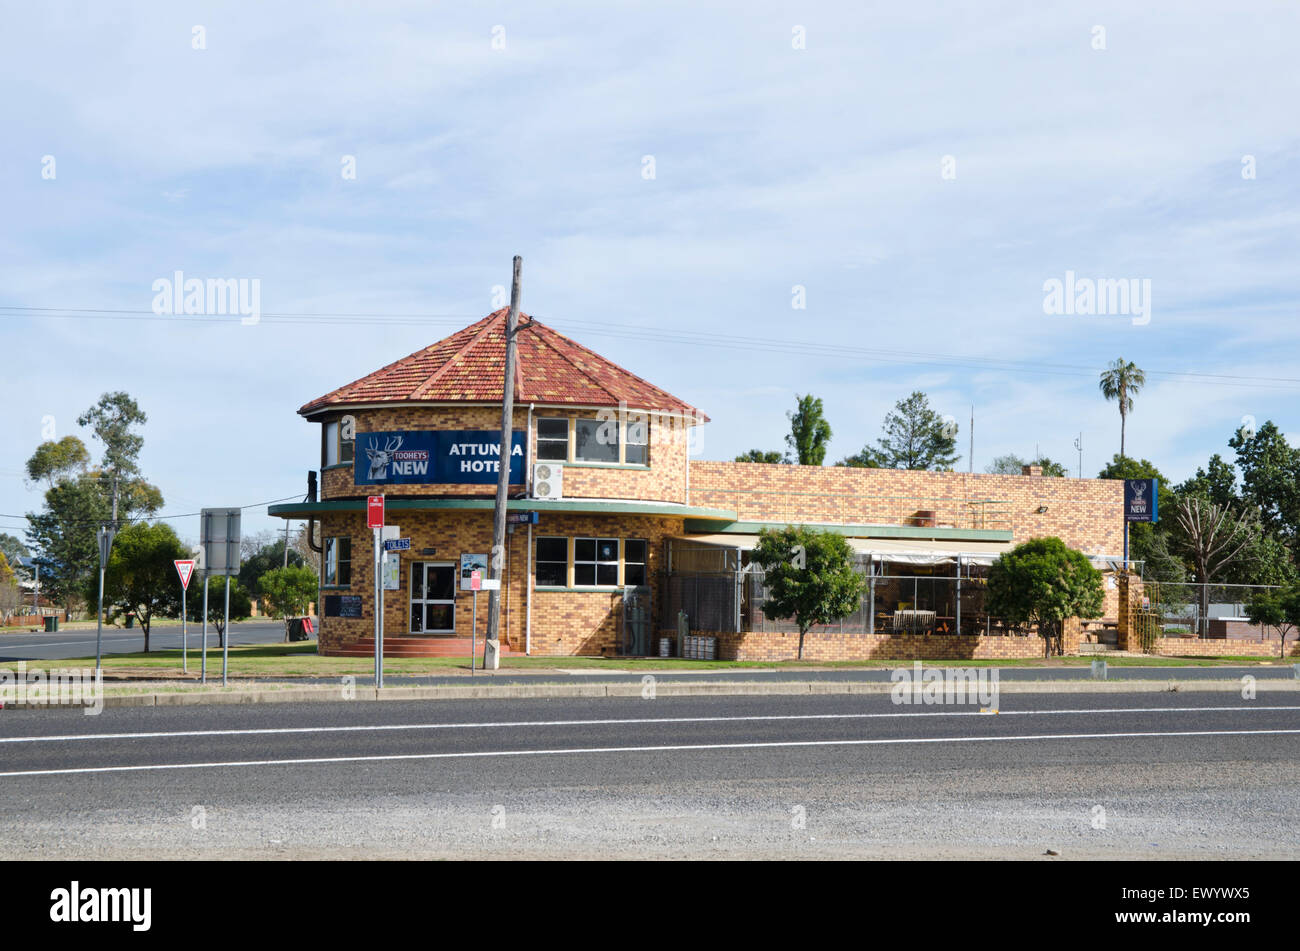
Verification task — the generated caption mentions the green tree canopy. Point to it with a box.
[238,539,306,601]
[986,454,1068,477]
[259,564,320,639]
[986,537,1103,656]
[1244,583,1300,658]
[750,526,865,660]
[25,436,91,487]
[734,449,789,464]
[1228,421,1300,557]
[785,394,833,466]
[851,391,959,471]
[78,391,147,481]
[94,521,189,651]
[186,575,253,647]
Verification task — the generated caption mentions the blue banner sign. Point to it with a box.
[355,430,525,485]
[1124,478,1158,522]
[383,537,411,551]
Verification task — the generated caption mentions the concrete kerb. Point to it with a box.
[0,677,1290,709]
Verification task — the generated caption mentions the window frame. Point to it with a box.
[322,420,355,467]
[323,535,352,587]
[623,538,649,587]
[534,536,569,588]
[536,415,651,467]
[573,536,620,588]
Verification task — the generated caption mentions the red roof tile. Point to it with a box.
[299,310,708,419]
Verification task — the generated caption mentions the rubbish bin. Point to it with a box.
[125,613,135,629]
[287,617,307,642]
[43,615,59,633]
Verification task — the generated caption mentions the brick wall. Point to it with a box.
[315,508,685,655]
[688,461,1124,554]
[319,405,691,503]
[696,629,1054,661]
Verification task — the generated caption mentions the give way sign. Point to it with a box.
[174,559,196,590]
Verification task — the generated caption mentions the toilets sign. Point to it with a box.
[356,430,525,485]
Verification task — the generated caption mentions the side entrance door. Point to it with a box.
[410,562,456,634]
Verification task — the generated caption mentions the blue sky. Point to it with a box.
[2,1,1299,545]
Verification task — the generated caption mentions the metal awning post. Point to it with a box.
[956,554,962,636]
[868,556,875,635]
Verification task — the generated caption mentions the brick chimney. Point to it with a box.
[1022,464,1043,477]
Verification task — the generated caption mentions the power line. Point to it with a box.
[1,494,303,528]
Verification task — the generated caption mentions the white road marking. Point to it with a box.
[1,728,1297,778]
[0,705,1294,745]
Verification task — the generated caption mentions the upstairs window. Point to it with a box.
[536,418,569,461]
[323,420,355,467]
[575,418,619,463]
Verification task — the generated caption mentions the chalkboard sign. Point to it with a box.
[324,594,363,618]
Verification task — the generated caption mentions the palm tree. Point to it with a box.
[1099,358,1145,459]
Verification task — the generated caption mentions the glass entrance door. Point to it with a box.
[410,562,456,634]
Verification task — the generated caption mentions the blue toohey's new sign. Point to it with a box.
[1124,478,1158,522]
[355,430,525,485]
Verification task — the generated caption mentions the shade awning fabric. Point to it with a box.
[673,534,1016,567]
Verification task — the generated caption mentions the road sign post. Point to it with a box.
[470,569,482,676]
[94,526,115,672]
[368,496,384,688]
[174,560,195,674]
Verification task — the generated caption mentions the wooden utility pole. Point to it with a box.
[485,256,522,669]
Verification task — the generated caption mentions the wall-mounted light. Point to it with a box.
[1036,505,1049,514]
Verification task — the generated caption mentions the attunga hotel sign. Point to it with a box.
[355,430,525,485]
[1124,478,1159,522]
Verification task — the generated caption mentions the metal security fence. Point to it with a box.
[662,554,1036,639]
[1140,581,1280,639]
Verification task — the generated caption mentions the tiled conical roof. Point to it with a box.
[299,309,707,419]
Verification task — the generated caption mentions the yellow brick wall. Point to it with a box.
[315,508,684,655]
[688,461,1124,554]
[318,405,691,503]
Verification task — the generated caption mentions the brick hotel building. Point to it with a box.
[270,310,1128,661]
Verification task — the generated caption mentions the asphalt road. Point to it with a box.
[0,620,293,661]
[1,691,1297,859]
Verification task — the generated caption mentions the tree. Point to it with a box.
[986,537,1103,657]
[0,553,23,623]
[95,522,189,651]
[751,526,865,660]
[186,575,252,647]
[293,523,322,575]
[1170,496,1261,636]
[0,534,30,581]
[735,449,789,464]
[986,454,1068,477]
[1228,421,1300,559]
[835,449,881,468]
[1244,583,1300,658]
[24,394,162,612]
[238,538,305,605]
[853,392,959,471]
[785,394,833,466]
[259,565,320,641]
[77,392,147,484]
[1098,358,1146,459]
[25,436,91,488]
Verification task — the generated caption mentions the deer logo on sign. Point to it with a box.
[365,435,403,481]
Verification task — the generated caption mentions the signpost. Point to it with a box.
[174,559,195,674]
[469,568,481,676]
[368,496,384,688]
[94,526,115,672]
[1123,478,1159,567]
[200,508,241,686]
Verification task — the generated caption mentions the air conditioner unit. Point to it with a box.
[532,463,564,500]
